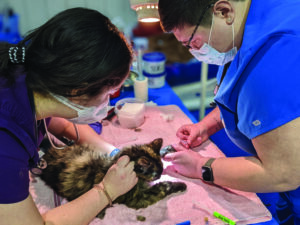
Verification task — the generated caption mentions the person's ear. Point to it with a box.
[213,0,235,25]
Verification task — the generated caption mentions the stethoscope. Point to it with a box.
[43,118,80,150]
[30,118,80,175]
[27,88,80,175]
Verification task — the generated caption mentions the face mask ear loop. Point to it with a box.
[49,92,86,111]
[208,13,215,46]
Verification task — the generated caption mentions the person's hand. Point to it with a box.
[163,150,208,179]
[101,155,138,201]
[171,143,190,151]
[176,123,209,148]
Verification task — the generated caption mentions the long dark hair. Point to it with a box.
[0,7,132,97]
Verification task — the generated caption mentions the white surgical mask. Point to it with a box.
[189,14,237,66]
[50,93,109,124]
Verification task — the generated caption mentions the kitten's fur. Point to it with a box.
[39,138,186,218]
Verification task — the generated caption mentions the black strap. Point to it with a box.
[210,62,232,107]
[217,62,231,92]
[204,158,216,167]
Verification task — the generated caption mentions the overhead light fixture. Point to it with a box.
[130,0,159,23]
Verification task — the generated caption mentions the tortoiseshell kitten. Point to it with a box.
[39,138,186,219]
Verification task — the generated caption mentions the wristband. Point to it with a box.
[109,148,120,157]
[94,183,113,207]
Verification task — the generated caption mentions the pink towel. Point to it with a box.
[30,105,272,225]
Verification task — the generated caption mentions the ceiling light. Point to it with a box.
[129,0,159,23]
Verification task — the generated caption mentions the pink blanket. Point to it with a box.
[30,105,272,225]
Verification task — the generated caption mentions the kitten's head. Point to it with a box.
[121,138,164,181]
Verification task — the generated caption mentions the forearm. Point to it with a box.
[210,119,300,193]
[206,156,297,193]
[48,117,116,154]
[75,124,116,153]
[43,187,109,225]
[199,107,223,136]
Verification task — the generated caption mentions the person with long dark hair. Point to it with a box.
[0,7,137,224]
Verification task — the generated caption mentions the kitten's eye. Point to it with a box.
[139,157,150,166]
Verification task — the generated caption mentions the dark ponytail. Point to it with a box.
[1,7,133,97]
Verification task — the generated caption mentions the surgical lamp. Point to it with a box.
[129,0,159,23]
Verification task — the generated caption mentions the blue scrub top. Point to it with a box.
[0,69,45,203]
[214,0,300,155]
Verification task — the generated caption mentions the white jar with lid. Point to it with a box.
[142,52,166,88]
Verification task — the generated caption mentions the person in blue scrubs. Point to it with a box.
[158,0,300,224]
[0,8,137,225]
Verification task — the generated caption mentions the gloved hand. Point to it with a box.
[176,123,209,148]
[163,149,208,179]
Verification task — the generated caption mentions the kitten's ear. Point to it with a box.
[150,138,163,154]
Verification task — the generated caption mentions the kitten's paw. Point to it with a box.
[160,145,176,157]
[172,182,187,192]
[161,181,187,194]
